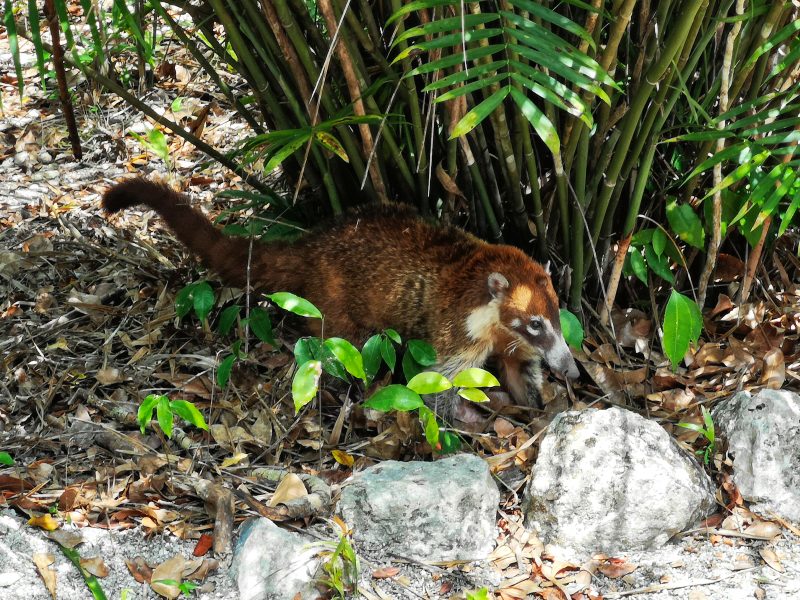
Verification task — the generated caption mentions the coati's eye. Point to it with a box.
[528,317,542,332]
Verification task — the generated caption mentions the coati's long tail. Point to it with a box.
[102,178,252,288]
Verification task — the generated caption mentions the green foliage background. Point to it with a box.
[4,0,799,363]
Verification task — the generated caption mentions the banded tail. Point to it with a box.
[102,178,253,288]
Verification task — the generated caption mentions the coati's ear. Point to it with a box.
[488,272,509,299]
[543,260,551,276]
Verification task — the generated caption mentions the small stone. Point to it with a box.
[229,518,323,600]
[338,454,499,562]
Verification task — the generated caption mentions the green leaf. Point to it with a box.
[324,338,366,382]
[294,337,317,367]
[384,329,401,344]
[364,385,424,412]
[458,388,490,403]
[292,360,322,413]
[666,201,705,249]
[629,249,648,284]
[507,0,597,49]
[406,371,453,395]
[439,430,462,453]
[147,129,170,164]
[509,87,560,156]
[662,290,703,370]
[450,86,511,139]
[418,406,440,449]
[4,0,24,96]
[265,135,310,172]
[217,354,236,388]
[559,309,584,350]
[452,368,500,388]
[407,340,437,366]
[156,395,174,438]
[652,228,667,257]
[0,451,15,465]
[645,244,674,283]
[137,394,162,434]
[218,305,240,336]
[192,281,215,322]
[249,307,276,345]
[402,351,425,382]
[174,284,194,318]
[701,405,715,442]
[267,292,323,319]
[168,400,208,431]
[381,336,397,372]
[361,335,383,385]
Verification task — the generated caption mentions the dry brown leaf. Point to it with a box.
[151,554,187,599]
[126,556,153,583]
[759,547,784,573]
[32,553,56,599]
[647,388,695,412]
[372,566,401,579]
[268,473,307,507]
[47,529,83,549]
[597,557,637,578]
[210,424,256,451]
[744,521,781,539]
[494,418,517,438]
[96,366,125,385]
[760,348,785,389]
[713,253,745,282]
[80,556,110,578]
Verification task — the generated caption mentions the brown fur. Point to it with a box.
[103,178,579,413]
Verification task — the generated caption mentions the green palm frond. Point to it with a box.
[388,0,616,154]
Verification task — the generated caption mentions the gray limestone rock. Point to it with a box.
[337,454,499,562]
[713,389,800,521]
[230,518,322,600]
[523,407,716,555]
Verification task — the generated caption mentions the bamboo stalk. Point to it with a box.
[697,0,744,308]
[590,0,706,246]
[318,0,388,202]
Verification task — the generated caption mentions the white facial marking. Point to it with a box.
[466,300,501,341]
[511,318,522,328]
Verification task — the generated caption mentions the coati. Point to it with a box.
[102,178,580,416]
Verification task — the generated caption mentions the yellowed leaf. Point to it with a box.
[220,452,250,468]
[28,514,60,531]
[315,131,348,163]
[268,473,307,507]
[331,449,354,467]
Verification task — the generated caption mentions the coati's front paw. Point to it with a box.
[524,358,544,408]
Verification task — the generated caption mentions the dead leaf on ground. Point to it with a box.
[372,566,401,579]
[28,513,60,531]
[150,554,187,599]
[268,473,307,507]
[597,557,637,578]
[760,348,785,389]
[759,547,784,573]
[125,556,153,583]
[32,553,56,599]
[80,556,110,577]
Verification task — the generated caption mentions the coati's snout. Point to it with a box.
[543,331,580,380]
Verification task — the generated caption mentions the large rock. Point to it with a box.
[523,407,715,554]
[713,389,800,521]
[230,518,322,600]
[337,454,499,561]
